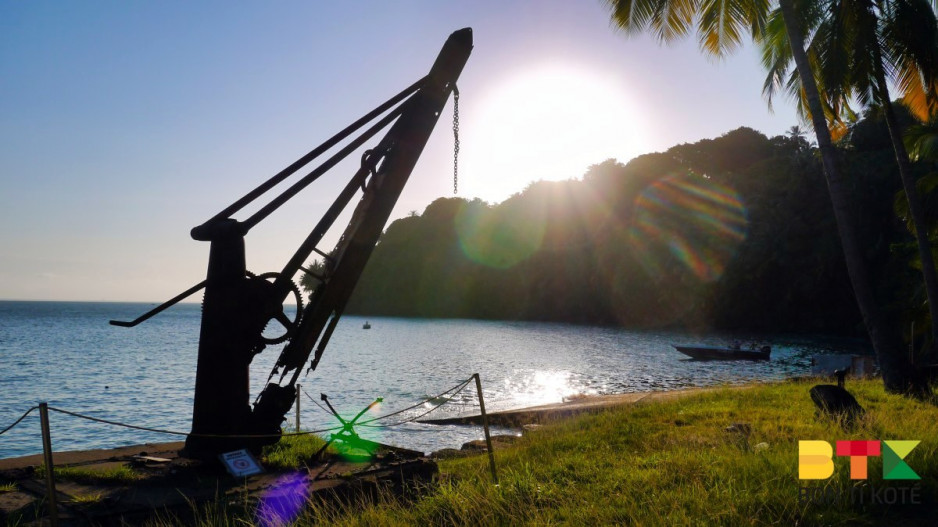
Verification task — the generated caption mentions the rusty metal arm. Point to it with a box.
[194,76,427,231]
[109,280,207,327]
[239,104,404,234]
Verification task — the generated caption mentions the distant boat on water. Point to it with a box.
[363,321,371,329]
[673,343,771,361]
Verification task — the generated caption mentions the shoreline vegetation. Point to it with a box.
[3,378,936,525]
[336,122,925,343]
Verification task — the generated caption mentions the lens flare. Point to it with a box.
[326,400,384,461]
[256,471,310,527]
[629,174,747,282]
[455,200,545,269]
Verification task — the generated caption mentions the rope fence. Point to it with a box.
[0,372,500,496]
[45,407,344,439]
[0,406,38,436]
[302,376,476,430]
[0,374,493,444]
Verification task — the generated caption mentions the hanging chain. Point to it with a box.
[452,84,460,195]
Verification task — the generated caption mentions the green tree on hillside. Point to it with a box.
[346,128,897,335]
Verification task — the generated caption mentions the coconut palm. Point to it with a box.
[762,0,938,352]
[604,0,924,392]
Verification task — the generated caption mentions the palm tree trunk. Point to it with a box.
[779,0,923,393]
[872,50,938,357]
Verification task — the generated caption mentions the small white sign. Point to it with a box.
[219,449,264,477]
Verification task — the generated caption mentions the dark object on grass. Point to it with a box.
[809,383,864,429]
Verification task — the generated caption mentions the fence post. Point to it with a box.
[473,373,498,485]
[38,403,59,527]
[295,384,301,432]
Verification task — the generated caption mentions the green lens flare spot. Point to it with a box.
[455,199,545,269]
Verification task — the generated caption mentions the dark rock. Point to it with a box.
[429,448,473,460]
[460,440,487,452]
[460,435,519,452]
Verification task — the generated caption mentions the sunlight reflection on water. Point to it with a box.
[503,370,595,408]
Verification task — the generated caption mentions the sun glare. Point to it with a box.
[461,64,647,203]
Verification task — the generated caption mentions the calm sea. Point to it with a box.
[0,301,866,459]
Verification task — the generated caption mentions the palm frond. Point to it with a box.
[698,0,769,56]
[883,0,938,120]
[904,122,938,160]
[760,8,795,110]
[654,0,702,42]
[606,0,701,43]
[606,0,663,34]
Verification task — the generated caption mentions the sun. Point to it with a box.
[460,63,648,203]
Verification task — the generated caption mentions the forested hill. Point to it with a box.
[343,124,917,334]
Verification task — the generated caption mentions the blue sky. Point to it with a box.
[1,1,800,302]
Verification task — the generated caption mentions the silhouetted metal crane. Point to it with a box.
[111,28,473,458]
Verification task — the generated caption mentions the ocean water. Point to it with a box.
[0,301,867,459]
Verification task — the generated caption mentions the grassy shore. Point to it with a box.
[155,378,937,526]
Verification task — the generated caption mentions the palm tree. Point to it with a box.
[604,0,924,393]
[762,0,938,353]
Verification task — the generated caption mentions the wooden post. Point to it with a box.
[295,384,301,432]
[38,403,58,527]
[473,373,498,485]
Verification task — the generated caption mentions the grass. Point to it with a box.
[36,464,144,485]
[148,379,938,525]
[261,432,329,470]
[69,492,105,504]
[0,482,16,493]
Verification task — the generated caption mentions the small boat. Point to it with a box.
[362,321,371,329]
[673,344,770,361]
